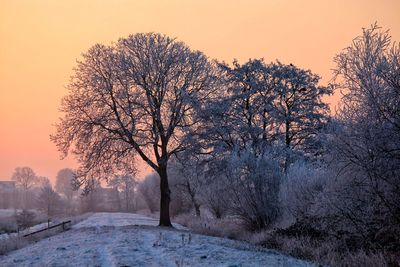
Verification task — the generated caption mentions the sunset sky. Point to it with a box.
[0,0,399,183]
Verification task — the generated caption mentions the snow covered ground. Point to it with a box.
[74,212,186,230]
[0,212,314,267]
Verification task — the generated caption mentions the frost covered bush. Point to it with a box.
[137,170,193,217]
[14,209,35,230]
[222,149,281,230]
[0,236,29,255]
[279,160,330,225]
[308,24,400,250]
[168,160,203,217]
[173,213,243,240]
[201,177,230,219]
[0,215,17,234]
[137,173,160,213]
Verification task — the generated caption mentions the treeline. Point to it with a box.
[1,167,144,216]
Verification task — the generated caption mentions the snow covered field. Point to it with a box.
[0,212,313,266]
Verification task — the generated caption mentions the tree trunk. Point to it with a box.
[158,165,172,227]
[125,189,129,212]
[194,202,201,217]
[284,119,291,173]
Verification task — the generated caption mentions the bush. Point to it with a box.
[14,210,36,230]
[173,213,243,240]
[0,216,17,234]
[279,161,329,225]
[213,150,281,230]
[247,227,400,267]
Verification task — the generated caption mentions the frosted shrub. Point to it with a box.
[279,160,329,224]
[225,149,281,230]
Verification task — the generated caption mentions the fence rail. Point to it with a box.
[23,220,71,237]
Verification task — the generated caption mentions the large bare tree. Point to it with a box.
[11,166,37,191]
[11,166,38,208]
[52,33,216,226]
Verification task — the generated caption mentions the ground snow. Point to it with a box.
[0,212,314,267]
[74,212,185,230]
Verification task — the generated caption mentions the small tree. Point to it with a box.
[55,168,76,201]
[14,210,35,230]
[37,185,61,217]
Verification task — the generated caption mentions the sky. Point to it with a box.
[0,0,399,183]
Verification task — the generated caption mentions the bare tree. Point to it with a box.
[11,167,38,208]
[35,176,51,188]
[11,167,37,191]
[37,185,61,217]
[52,33,216,226]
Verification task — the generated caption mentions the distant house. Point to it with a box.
[0,181,16,191]
[0,181,17,209]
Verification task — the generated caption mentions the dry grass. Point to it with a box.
[246,230,400,267]
[174,213,244,240]
[173,214,400,267]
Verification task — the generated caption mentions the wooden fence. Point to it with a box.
[23,220,71,237]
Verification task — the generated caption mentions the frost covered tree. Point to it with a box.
[328,23,400,238]
[37,185,61,217]
[204,59,277,155]
[52,33,217,226]
[108,174,137,212]
[55,168,76,201]
[79,177,102,212]
[205,59,332,167]
[268,62,332,168]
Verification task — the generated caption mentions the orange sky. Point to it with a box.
[0,0,399,183]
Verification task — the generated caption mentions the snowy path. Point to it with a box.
[0,212,314,267]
